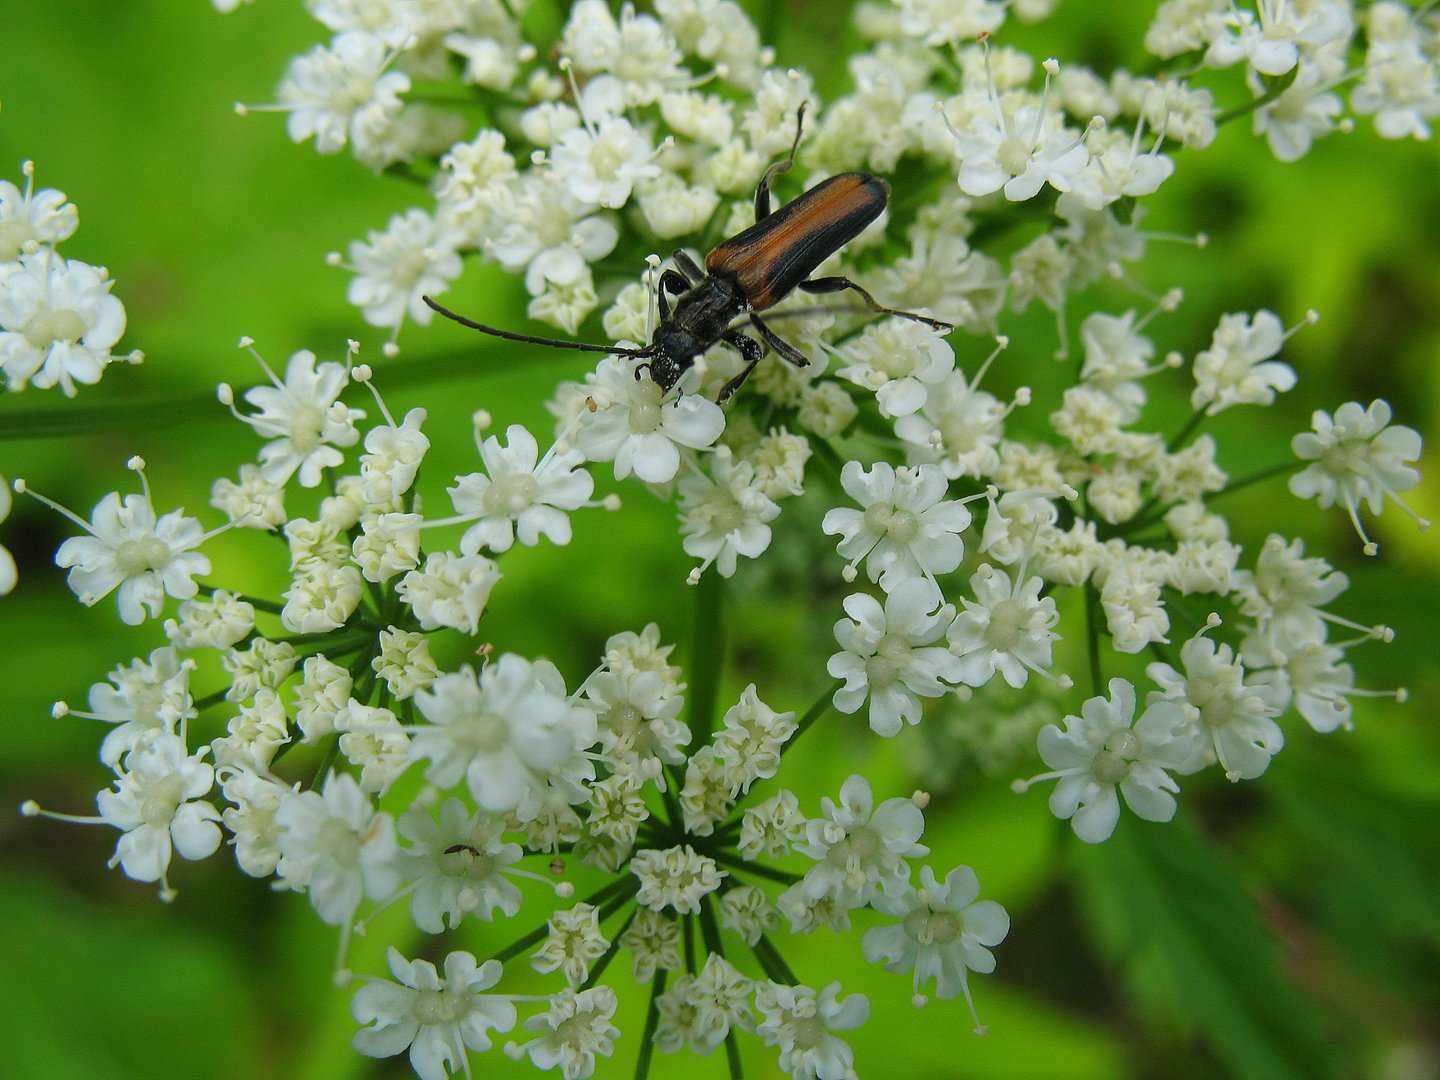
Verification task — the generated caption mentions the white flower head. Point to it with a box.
[485,175,618,296]
[409,657,597,821]
[1289,399,1427,555]
[448,424,595,554]
[796,775,929,909]
[947,564,1066,690]
[1190,310,1298,415]
[862,865,1010,1028]
[632,844,726,914]
[0,251,136,395]
[96,734,221,891]
[351,948,516,1080]
[550,115,662,209]
[829,578,962,737]
[274,772,401,926]
[834,320,956,418]
[822,461,973,591]
[1020,678,1192,842]
[754,980,870,1080]
[397,798,523,933]
[678,451,780,580]
[345,208,463,335]
[274,30,410,157]
[50,463,212,625]
[513,985,621,1079]
[1146,631,1285,782]
[0,160,78,261]
[232,348,364,488]
[82,645,197,767]
[575,356,726,484]
[397,551,502,635]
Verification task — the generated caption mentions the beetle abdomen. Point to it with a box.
[704,173,887,311]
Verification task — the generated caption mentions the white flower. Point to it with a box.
[1190,310,1298,415]
[895,368,1007,479]
[829,578,962,737]
[0,161,78,261]
[336,699,411,794]
[373,626,439,699]
[96,734,221,888]
[0,251,135,395]
[397,798,523,932]
[1205,1,1352,77]
[52,474,212,625]
[447,424,594,554]
[276,30,410,157]
[822,461,972,590]
[677,452,779,579]
[1289,399,1426,554]
[351,948,516,1080]
[166,589,256,650]
[1021,678,1192,842]
[550,116,662,209]
[532,903,610,987]
[515,986,621,1079]
[795,775,928,909]
[81,646,196,767]
[409,657,597,820]
[740,790,807,860]
[947,83,1090,202]
[235,349,364,488]
[359,406,430,504]
[561,1,684,105]
[833,321,956,418]
[947,564,1064,689]
[862,865,1010,1027]
[586,668,689,775]
[210,463,288,530]
[712,684,796,794]
[754,981,869,1080]
[1232,535,1348,657]
[274,772,401,926]
[485,175,618,296]
[211,687,290,773]
[217,765,289,878]
[575,356,726,483]
[346,209,463,332]
[632,844,726,914]
[281,563,364,633]
[1146,633,1285,781]
[898,0,1006,45]
[397,551,502,635]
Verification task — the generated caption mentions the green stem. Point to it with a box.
[751,934,798,985]
[195,583,286,616]
[786,682,838,753]
[580,902,638,991]
[632,970,668,1080]
[1216,68,1299,126]
[1166,407,1208,453]
[0,392,218,439]
[712,851,801,887]
[1084,580,1104,698]
[491,877,637,965]
[686,568,725,753]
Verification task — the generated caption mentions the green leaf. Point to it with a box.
[1070,813,1337,1080]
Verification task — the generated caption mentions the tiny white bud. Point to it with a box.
[126,456,146,472]
[382,342,400,358]
[20,800,40,817]
[325,251,342,266]
[50,701,69,719]
[237,336,254,349]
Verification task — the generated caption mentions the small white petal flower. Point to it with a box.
[1190,310,1297,415]
[277,31,410,157]
[236,349,364,488]
[532,903,610,987]
[576,357,726,484]
[947,564,1064,689]
[0,251,134,395]
[1021,678,1192,842]
[351,948,516,1080]
[678,453,779,579]
[347,209,463,332]
[53,481,211,626]
[96,734,221,887]
[632,844,726,914]
[822,461,972,590]
[409,657,597,821]
[448,424,594,554]
[1289,399,1426,554]
[862,865,1010,1027]
[274,772,401,926]
[397,798,524,932]
[754,980,870,1080]
[0,162,78,261]
[796,775,928,909]
[516,985,621,1079]
[829,578,962,737]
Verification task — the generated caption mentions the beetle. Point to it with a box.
[423,106,952,402]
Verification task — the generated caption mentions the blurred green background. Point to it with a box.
[1,3,1438,1079]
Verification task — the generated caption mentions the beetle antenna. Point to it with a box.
[423,296,652,357]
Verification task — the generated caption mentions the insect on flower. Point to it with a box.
[424,106,953,402]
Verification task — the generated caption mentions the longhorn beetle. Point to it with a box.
[423,106,952,402]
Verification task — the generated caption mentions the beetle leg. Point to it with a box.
[754,103,808,221]
[657,269,691,322]
[717,333,764,401]
[671,251,705,284]
[749,314,810,368]
[798,276,954,332]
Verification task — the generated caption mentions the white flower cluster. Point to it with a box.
[0,160,141,395]
[16,0,1434,1078]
